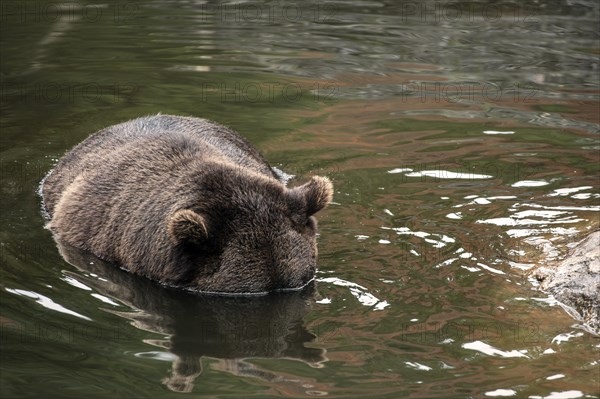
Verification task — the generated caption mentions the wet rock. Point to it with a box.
[532,231,600,335]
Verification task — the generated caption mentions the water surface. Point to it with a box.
[1,1,599,398]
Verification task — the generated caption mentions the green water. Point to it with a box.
[1,1,599,398]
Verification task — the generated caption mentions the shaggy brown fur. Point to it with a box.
[41,115,333,293]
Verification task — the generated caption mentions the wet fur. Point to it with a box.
[41,115,333,293]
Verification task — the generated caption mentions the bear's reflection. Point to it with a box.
[56,240,327,393]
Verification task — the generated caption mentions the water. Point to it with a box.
[1,1,599,398]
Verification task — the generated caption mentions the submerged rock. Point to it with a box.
[532,231,600,335]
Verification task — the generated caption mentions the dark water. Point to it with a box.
[1,1,599,398]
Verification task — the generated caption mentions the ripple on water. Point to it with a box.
[317,276,389,310]
[5,288,91,321]
[405,170,494,179]
[511,180,550,188]
[529,391,584,399]
[484,389,517,397]
[462,341,528,358]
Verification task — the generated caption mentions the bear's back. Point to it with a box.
[41,115,276,217]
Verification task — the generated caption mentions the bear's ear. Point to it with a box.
[167,209,209,245]
[292,176,334,216]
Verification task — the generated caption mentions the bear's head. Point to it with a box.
[167,165,333,294]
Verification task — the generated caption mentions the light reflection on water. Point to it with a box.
[1,0,599,398]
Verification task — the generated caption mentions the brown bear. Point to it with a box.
[40,114,333,294]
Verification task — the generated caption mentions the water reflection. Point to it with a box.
[55,239,327,393]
